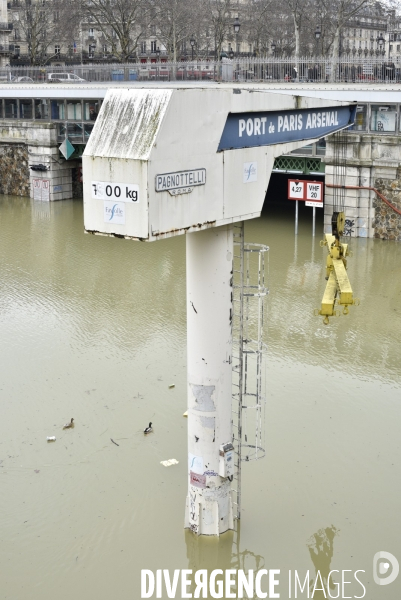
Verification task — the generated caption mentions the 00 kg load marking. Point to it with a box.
[91,181,139,202]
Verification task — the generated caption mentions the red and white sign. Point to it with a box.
[33,178,50,201]
[288,180,305,200]
[288,179,323,207]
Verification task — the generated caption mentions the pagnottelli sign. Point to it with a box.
[155,169,206,195]
[217,105,356,151]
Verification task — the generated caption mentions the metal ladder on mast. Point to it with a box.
[231,221,269,520]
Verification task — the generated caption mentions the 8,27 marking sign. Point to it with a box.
[91,181,139,203]
[288,179,323,207]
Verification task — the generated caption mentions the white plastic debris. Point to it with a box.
[47,436,56,442]
[160,459,179,467]
[168,384,175,388]
[183,411,188,418]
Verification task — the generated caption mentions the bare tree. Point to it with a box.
[324,0,372,79]
[287,0,311,60]
[11,0,77,65]
[245,0,278,56]
[204,0,233,59]
[155,0,195,62]
[80,0,155,62]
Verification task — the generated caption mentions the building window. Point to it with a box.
[55,45,60,55]
[371,105,396,132]
[89,27,94,37]
[67,100,82,120]
[5,99,17,119]
[34,99,48,119]
[14,45,20,56]
[151,40,156,52]
[50,99,65,119]
[350,105,367,131]
[140,41,146,53]
[84,100,100,120]
[20,99,33,119]
[103,44,107,55]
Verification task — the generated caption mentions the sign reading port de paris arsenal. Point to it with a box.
[218,105,356,151]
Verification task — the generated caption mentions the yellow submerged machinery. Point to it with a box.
[316,211,359,324]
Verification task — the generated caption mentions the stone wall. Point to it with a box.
[0,120,75,201]
[0,143,30,196]
[325,133,401,239]
[373,173,401,241]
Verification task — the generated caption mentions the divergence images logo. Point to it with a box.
[373,551,399,586]
[243,162,257,183]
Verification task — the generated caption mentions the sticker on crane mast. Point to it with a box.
[190,471,206,489]
[92,181,139,203]
[188,453,204,475]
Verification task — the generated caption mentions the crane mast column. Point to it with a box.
[185,225,234,536]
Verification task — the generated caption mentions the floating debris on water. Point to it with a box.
[160,459,179,467]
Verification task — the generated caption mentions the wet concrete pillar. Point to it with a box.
[185,224,234,536]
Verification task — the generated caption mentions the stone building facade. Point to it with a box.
[324,134,401,240]
[0,120,81,200]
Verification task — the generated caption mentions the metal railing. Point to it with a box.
[2,56,401,84]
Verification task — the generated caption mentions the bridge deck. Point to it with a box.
[0,81,399,101]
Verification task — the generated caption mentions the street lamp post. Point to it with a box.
[233,16,241,80]
[271,42,277,80]
[314,25,321,56]
[190,35,195,61]
[233,16,240,57]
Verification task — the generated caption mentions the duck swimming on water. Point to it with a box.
[144,422,153,434]
[63,418,74,429]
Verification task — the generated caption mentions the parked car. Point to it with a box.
[48,73,86,83]
[10,76,35,83]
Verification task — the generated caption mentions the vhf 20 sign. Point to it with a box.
[288,180,323,208]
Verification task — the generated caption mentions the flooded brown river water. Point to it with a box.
[0,196,400,600]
